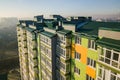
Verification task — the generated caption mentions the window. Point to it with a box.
[56,58,70,73]
[97,65,120,80]
[105,50,111,58]
[40,35,44,41]
[56,45,66,58]
[113,52,119,61]
[74,52,81,60]
[86,74,94,80]
[88,39,97,50]
[40,34,51,46]
[56,71,65,80]
[75,36,81,44]
[111,72,116,80]
[46,59,52,71]
[56,58,66,72]
[98,68,102,78]
[57,35,66,45]
[105,49,111,64]
[46,48,51,59]
[74,66,80,75]
[87,57,96,68]
[97,66,104,80]
[99,48,120,69]
[48,39,51,45]
[40,45,45,53]
[60,36,65,41]
[110,71,120,80]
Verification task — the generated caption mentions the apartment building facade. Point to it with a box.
[17,15,120,80]
[17,21,29,80]
[96,27,120,80]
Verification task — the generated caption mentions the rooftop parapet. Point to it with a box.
[34,15,44,22]
[18,20,34,27]
[29,21,44,30]
[66,16,92,22]
[99,27,120,40]
[44,18,63,31]
[50,15,66,21]
[75,21,120,37]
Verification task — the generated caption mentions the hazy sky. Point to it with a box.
[0,0,120,18]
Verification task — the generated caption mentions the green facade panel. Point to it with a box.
[87,49,98,60]
[75,60,86,80]
[37,34,41,80]
[81,38,88,48]
[71,59,86,80]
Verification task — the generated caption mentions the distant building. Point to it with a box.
[17,15,120,80]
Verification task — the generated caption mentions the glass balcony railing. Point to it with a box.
[56,58,70,74]
[57,38,71,47]
[56,46,70,60]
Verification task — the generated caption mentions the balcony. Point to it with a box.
[46,51,52,60]
[41,70,46,78]
[21,41,27,48]
[17,34,21,37]
[18,40,21,42]
[56,70,70,80]
[56,58,70,74]
[22,48,27,54]
[30,59,38,67]
[46,73,52,80]
[17,28,20,31]
[56,45,70,60]
[66,38,71,46]
[98,48,120,70]
[31,50,37,59]
[46,60,52,72]
[57,38,71,47]
[31,41,36,49]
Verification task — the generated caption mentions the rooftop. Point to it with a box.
[26,27,35,32]
[97,37,120,51]
[40,31,56,38]
[77,21,120,36]
[63,21,83,25]
[57,29,72,35]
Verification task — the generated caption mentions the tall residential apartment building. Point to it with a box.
[17,15,120,80]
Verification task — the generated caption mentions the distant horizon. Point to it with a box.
[0,13,120,20]
[0,0,120,19]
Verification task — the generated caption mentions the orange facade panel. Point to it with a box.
[86,66,96,79]
[75,44,87,64]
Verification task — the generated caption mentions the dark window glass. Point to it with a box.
[87,58,90,65]
[105,50,111,58]
[113,53,119,61]
[105,58,110,64]
[95,45,97,50]
[88,40,91,48]
[92,41,94,49]
[111,74,116,80]
[94,61,96,68]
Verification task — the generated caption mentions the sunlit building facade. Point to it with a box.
[17,21,29,80]
[17,15,120,80]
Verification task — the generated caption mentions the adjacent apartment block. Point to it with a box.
[17,15,120,80]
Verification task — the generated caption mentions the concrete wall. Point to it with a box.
[44,27,56,34]
[63,24,76,32]
[99,30,120,40]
